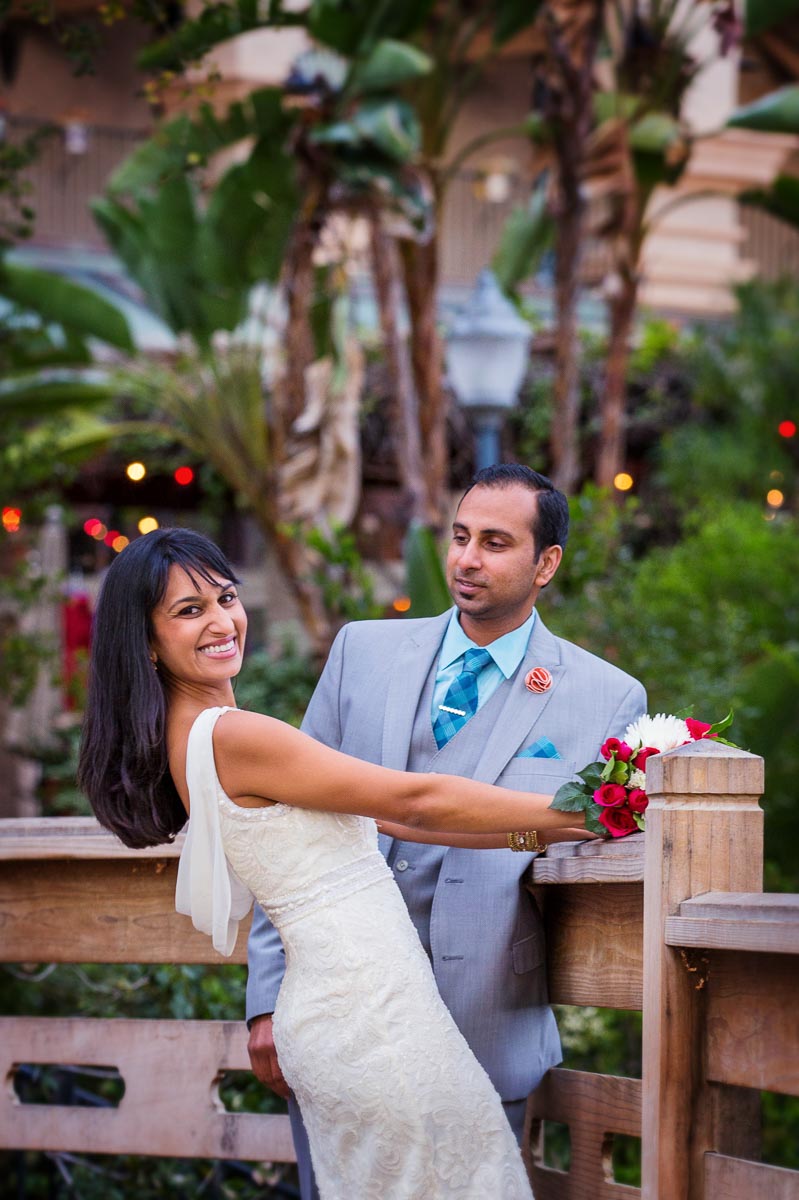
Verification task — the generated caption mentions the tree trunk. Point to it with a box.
[595,132,643,491]
[596,272,638,489]
[253,499,334,664]
[550,173,584,493]
[544,0,604,494]
[398,236,448,530]
[279,213,321,446]
[370,216,428,525]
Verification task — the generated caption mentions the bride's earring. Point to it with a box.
[150,654,158,671]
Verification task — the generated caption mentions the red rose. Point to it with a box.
[598,806,638,838]
[632,746,659,770]
[600,737,634,763]
[593,783,628,808]
[685,718,716,741]
[628,788,648,813]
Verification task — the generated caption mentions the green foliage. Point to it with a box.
[509,373,555,471]
[493,179,554,299]
[0,557,57,708]
[552,485,636,600]
[656,280,798,514]
[627,316,681,375]
[108,89,287,191]
[298,523,385,625]
[348,39,432,93]
[404,522,450,617]
[740,173,799,233]
[1,1150,296,1199]
[234,642,318,727]
[0,263,133,351]
[737,643,799,892]
[745,0,799,36]
[728,84,799,134]
[0,123,56,248]
[138,0,288,72]
[548,499,799,885]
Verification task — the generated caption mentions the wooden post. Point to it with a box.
[641,739,764,1200]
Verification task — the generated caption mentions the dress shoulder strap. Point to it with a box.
[175,706,253,956]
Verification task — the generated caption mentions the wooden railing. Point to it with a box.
[1,740,798,1198]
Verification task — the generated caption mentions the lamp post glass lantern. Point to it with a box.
[446,269,532,470]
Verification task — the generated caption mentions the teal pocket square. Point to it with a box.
[518,737,562,760]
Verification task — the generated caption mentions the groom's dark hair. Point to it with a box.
[78,527,240,848]
[461,463,569,554]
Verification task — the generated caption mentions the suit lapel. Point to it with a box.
[472,614,565,783]
[381,610,452,769]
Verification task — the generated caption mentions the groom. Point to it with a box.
[247,463,646,1197]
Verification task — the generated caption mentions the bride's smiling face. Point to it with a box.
[149,564,247,686]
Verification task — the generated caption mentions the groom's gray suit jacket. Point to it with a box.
[246,607,646,1100]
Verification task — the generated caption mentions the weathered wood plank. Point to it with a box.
[678,892,799,918]
[0,859,249,963]
[706,950,799,1095]
[531,835,644,885]
[666,916,799,956]
[534,883,643,1010]
[666,892,799,955]
[526,1068,641,1200]
[704,1152,799,1200]
[0,1017,295,1162]
[0,817,182,860]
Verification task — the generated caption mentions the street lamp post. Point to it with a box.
[445,269,532,471]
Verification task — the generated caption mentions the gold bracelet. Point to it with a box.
[507,830,546,853]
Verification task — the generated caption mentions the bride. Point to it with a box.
[79,527,589,1199]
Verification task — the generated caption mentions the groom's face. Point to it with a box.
[446,484,562,643]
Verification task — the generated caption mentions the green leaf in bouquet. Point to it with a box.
[708,710,735,736]
[633,813,646,831]
[550,782,590,813]
[673,705,694,719]
[607,760,630,784]
[577,763,604,788]
[584,806,606,835]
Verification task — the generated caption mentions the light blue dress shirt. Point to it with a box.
[431,607,537,725]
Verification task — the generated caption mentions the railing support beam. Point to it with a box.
[641,740,765,1200]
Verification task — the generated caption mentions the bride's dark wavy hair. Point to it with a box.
[78,527,241,848]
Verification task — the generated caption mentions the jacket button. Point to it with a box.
[395,859,409,872]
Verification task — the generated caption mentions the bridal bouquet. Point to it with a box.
[550,711,736,838]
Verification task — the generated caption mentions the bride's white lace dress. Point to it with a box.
[176,707,534,1200]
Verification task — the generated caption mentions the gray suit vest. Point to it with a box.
[387,657,514,952]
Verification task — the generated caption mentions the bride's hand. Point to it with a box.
[248,1013,290,1098]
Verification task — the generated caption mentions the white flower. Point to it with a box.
[628,768,647,789]
[623,712,690,753]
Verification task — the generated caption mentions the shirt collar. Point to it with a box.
[438,607,537,679]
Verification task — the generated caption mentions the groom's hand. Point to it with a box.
[248,1013,290,1098]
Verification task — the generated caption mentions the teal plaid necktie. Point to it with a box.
[432,648,494,749]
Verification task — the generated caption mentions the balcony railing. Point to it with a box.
[1,739,798,1197]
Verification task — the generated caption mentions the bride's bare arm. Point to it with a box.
[212,710,584,837]
[374,821,595,848]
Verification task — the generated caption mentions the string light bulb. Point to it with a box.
[2,507,21,533]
